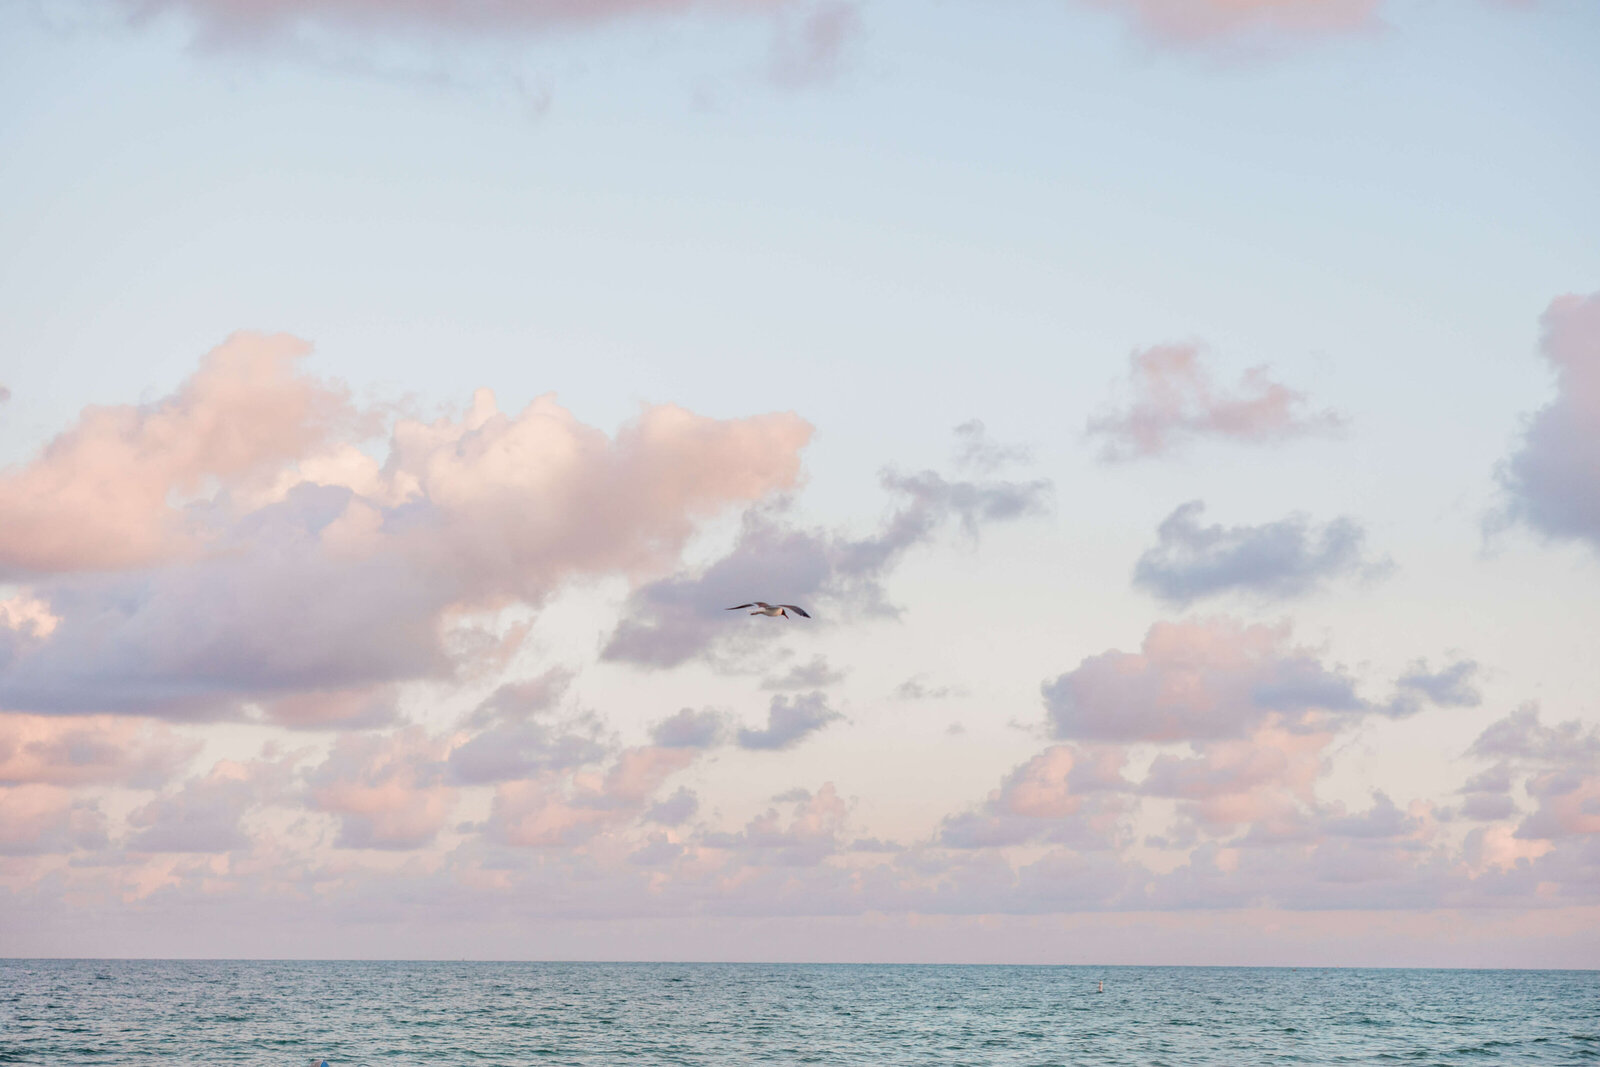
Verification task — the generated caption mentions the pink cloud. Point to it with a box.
[1001,746,1082,819]
[127,751,302,853]
[0,784,108,855]
[1521,773,1600,840]
[1142,722,1333,838]
[604,746,698,805]
[1463,824,1554,874]
[1087,343,1344,461]
[1041,618,1367,742]
[0,333,351,577]
[1500,290,1600,550]
[700,784,850,866]
[938,744,1131,850]
[489,779,613,847]
[0,333,811,719]
[1080,0,1382,48]
[1465,704,1600,846]
[308,727,458,849]
[0,592,59,639]
[487,742,701,847]
[0,713,197,788]
[1143,722,1328,802]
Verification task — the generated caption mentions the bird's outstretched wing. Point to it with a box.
[779,605,811,618]
[726,604,758,610]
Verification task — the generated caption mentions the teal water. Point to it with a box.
[1,960,1594,1064]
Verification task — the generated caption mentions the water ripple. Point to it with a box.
[0,961,1594,1066]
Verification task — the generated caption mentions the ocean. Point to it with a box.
[1,960,1594,1064]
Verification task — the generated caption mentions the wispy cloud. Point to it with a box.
[1133,500,1386,605]
[736,692,841,751]
[1088,343,1344,461]
[602,425,1050,671]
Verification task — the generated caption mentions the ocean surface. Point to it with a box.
[0,960,1594,1065]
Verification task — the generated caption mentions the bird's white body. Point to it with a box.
[727,601,811,619]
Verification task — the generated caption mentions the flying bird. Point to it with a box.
[727,602,811,619]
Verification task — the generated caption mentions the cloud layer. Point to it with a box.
[1,297,1594,961]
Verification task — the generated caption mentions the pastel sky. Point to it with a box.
[1,0,1598,967]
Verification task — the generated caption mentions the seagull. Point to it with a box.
[726,602,811,619]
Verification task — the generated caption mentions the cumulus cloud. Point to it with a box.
[447,716,607,785]
[1458,705,1600,875]
[1133,501,1384,604]
[922,693,1488,914]
[0,714,197,788]
[1078,0,1382,50]
[0,333,810,719]
[0,333,352,577]
[0,785,108,856]
[938,744,1130,850]
[925,687,1593,910]
[1499,290,1600,551]
[1087,343,1343,461]
[9,697,1598,927]
[444,669,609,785]
[1459,759,1517,823]
[307,727,457,850]
[1140,721,1333,839]
[1041,618,1369,743]
[464,669,574,727]
[736,691,841,751]
[486,744,696,847]
[644,786,699,826]
[1468,703,1600,765]
[649,707,728,749]
[602,431,1049,670]
[1393,659,1481,711]
[127,752,299,853]
[1042,620,1478,746]
[701,784,849,866]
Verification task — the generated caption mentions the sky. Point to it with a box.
[1,0,1598,967]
